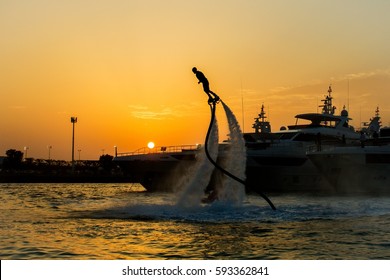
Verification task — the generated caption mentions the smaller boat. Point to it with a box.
[114,145,202,191]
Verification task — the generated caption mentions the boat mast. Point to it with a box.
[319,85,336,115]
[252,104,271,133]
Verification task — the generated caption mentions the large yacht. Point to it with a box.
[239,86,361,192]
[114,86,361,193]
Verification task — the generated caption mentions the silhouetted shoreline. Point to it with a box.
[0,152,132,183]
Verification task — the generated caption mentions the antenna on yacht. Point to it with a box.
[347,78,350,112]
[375,106,380,119]
[241,79,244,133]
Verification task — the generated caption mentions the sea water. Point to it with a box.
[1,182,390,259]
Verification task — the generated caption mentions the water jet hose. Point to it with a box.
[204,101,276,210]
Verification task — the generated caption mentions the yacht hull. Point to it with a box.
[308,146,390,193]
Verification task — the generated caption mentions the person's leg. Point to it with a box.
[203,82,219,102]
[203,82,210,94]
[205,93,214,103]
[209,90,219,101]
[203,83,214,102]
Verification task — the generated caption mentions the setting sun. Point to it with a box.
[147,142,155,149]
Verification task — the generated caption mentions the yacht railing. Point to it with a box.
[116,144,202,157]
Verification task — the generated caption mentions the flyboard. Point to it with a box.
[201,96,276,210]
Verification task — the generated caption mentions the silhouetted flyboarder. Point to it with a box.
[192,67,220,104]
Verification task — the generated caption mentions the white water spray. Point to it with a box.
[176,116,219,208]
[176,101,247,208]
[218,101,247,205]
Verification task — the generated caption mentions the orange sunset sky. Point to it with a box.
[1,0,390,160]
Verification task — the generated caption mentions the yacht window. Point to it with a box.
[320,120,340,128]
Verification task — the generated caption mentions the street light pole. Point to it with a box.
[47,145,52,160]
[71,117,77,172]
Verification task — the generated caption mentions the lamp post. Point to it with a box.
[47,145,52,160]
[114,146,118,157]
[71,117,77,172]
